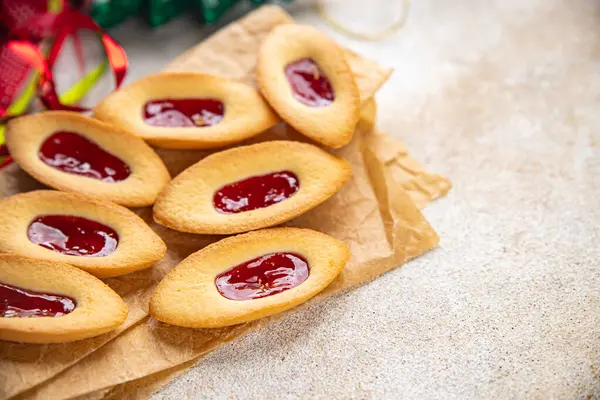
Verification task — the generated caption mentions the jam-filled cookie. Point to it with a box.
[153,141,351,234]
[93,73,280,149]
[5,111,170,207]
[150,228,349,328]
[257,24,360,149]
[0,254,127,343]
[0,191,166,278]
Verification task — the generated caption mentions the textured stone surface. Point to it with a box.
[69,0,599,398]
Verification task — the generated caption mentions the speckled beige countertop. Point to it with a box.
[60,0,599,398]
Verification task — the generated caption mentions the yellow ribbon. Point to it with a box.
[0,0,107,153]
[0,62,106,144]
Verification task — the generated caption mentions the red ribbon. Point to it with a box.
[0,1,128,169]
[2,9,127,117]
[0,45,30,116]
[0,0,49,117]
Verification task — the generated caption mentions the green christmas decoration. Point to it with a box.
[147,0,193,27]
[85,0,285,29]
[196,0,239,23]
[89,0,143,28]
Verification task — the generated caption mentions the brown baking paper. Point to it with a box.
[92,123,450,400]
[0,205,168,399]
[0,5,450,400]
[80,116,453,400]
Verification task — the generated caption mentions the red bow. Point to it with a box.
[1,3,128,118]
[0,0,128,167]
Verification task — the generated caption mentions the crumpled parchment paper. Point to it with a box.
[0,6,450,400]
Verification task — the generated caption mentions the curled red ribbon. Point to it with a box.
[0,4,127,171]
[1,8,128,118]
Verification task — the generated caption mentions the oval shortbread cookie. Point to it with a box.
[150,228,350,328]
[153,141,352,234]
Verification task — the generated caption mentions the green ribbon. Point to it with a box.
[0,0,108,156]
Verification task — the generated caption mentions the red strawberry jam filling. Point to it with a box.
[213,170,299,214]
[28,215,119,257]
[39,132,131,182]
[285,58,335,107]
[215,252,309,300]
[0,281,76,318]
[143,98,224,127]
